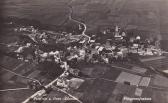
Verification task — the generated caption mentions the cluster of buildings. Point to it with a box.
[11,24,163,92]
[14,25,162,63]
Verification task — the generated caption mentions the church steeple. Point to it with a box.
[114,26,120,37]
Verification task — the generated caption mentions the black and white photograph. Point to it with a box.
[0,0,168,103]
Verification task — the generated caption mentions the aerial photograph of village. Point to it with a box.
[0,0,168,103]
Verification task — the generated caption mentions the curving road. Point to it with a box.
[67,4,91,42]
